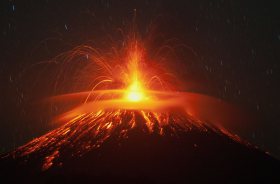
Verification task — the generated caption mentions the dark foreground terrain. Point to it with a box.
[0,111,279,183]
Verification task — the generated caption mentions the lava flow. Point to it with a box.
[7,31,244,172]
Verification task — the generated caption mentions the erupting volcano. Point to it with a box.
[1,27,279,183]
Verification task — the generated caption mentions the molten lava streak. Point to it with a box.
[9,36,245,171]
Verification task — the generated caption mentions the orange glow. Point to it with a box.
[125,80,146,102]
[124,44,146,101]
[123,38,148,102]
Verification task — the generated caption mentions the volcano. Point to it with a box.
[0,110,279,183]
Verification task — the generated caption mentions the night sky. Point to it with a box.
[1,0,280,159]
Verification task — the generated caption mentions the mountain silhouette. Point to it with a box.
[1,110,279,183]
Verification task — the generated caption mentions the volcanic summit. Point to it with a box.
[1,109,279,183]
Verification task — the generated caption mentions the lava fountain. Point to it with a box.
[6,28,246,172]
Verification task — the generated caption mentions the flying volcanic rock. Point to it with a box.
[0,110,279,183]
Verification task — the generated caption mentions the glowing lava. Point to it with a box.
[123,49,147,102]
[125,80,146,102]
